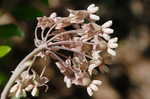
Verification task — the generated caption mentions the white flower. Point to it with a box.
[87,4,100,21]
[64,76,72,88]
[102,20,112,28]
[87,4,99,13]
[107,37,118,56]
[87,80,102,96]
[102,20,114,34]
[88,51,102,75]
[99,20,114,40]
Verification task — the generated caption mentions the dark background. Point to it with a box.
[0,0,150,99]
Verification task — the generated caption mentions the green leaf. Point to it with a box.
[0,72,8,86]
[12,5,43,20]
[0,24,24,39]
[0,45,11,58]
[41,0,49,6]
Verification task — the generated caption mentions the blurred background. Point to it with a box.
[0,0,150,99]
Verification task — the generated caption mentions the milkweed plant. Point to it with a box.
[1,4,118,99]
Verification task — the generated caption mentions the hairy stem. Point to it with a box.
[44,24,56,41]
[48,41,95,46]
[1,47,45,99]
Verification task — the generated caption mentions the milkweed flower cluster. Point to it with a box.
[9,69,48,98]
[7,4,118,98]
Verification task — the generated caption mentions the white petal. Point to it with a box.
[89,14,100,21]
[22,89,27,97]
[69,13,75,17]
[15,86,21,98]
[56,62,62,69]
[109,43,118,48]
[107,48,116,56]
[87,87,93,96]
[31,87,39,97]
[88,64,98,75]
[103,28,114,34]
[92,80,102,86]
[10,84,18,93]
[64,76,72,88]
[109,37,118,43]
[102,20,112,28]
[25,84,34,91]
[87,4,99,13]
[88,4,95,9]
[90,84,98,91]
[102,34,110,40]
[50,12,57,18]
[92,51,100,59]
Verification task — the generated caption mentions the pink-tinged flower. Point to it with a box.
[107,37,118,56]
[55,17,71,29]
[68,9,87,24]
[37,16,55,29]
[87,80,102,96]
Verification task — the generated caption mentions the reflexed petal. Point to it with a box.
[107,48,116,56]
[102,20,112,28]
[87,4,99,13]
[109,43,118,48]
[92,80,102,85]
[89,14,100,21]
[103,28,114,34]
[64,76,72,88]
[22,89,27,97]
[15,86,21,98]
[88,64,98,75]
[31,87,39,97]
[25,84,34,91]
[56,62,62,70]
[102,34,110,40]
[109,37,118,43]
[50,12,57,18]
[10,84,18,93]
[87,87,93,96]
[90,84,98,91]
